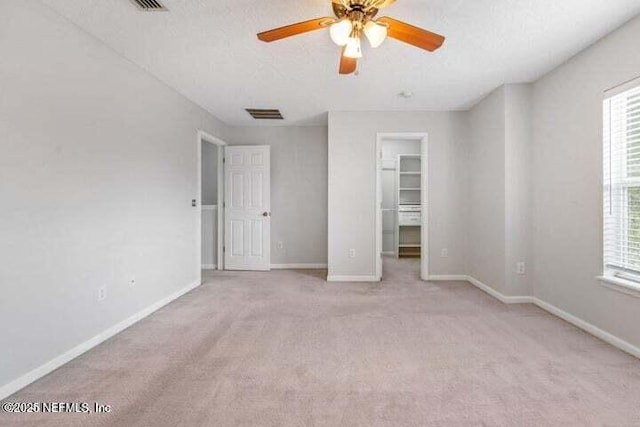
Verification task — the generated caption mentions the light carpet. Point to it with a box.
[2,257,640,426]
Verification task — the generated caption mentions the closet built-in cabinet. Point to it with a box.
[397,155,421,258]
[381,144,422,258]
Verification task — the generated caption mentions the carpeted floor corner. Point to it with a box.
[2,257,640,426]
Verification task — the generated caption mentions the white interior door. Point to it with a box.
[224,146,271,270]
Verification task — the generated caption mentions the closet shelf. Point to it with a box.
[397,154,422,258]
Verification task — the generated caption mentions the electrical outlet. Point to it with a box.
[129,277,136,286]
[517,262,526,275]
[349,248,356,258]
[98,286,107,301]
[277,241,284,250]
[441,248,448,258]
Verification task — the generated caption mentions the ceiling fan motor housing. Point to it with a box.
[334,2,379,20]
[336,5,378,22]
[349,10,366,31]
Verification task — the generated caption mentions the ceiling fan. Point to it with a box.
[257,0,445,75]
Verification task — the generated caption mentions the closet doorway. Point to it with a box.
[375,133,429,281]
[198,131,226,276]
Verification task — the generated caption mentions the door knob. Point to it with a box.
[262,212,269,217]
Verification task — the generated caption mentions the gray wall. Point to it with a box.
[201,142,218,205]
[531,14,640,347]
[466,88,507,292]
[201,208,218,267]
[327,112,469,279]
[504,84,533,297]
[0,0,227,391]
[224,126,328,266]
[463,13,640,349]
[466,84,533,297]
[381,139,421,158]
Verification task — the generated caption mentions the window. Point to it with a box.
[603,83,640,281]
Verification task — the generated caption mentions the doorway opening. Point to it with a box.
[376,133,429,281]
[197,131,226,280]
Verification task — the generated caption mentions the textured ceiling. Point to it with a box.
[40,0,640,126]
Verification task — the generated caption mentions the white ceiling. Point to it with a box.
[40,0,640,126]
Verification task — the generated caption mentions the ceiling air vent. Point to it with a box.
[246,109,284,120]
[130,0,167,11]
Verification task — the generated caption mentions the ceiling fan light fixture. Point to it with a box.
[364,20,387,48]
[329,19,353,46]
[344,36,362,59]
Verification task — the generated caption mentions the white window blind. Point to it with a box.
[604,83,640,278]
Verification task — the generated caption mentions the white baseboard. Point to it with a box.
[429,275,532,304]
[465,276,534,304]
[427,275,469,281]
[0,280,201,401]
[531,298,640,359]
[271,263,328,270]
[201,264,217,270]
[327,275,380,282]
[433,274,640,359]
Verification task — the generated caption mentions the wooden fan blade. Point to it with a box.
[339,48,357,75]
[257,17,332,42]
[377,16,445,52]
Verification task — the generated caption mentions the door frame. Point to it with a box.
[375,132,429,281]
[197,130,227,279]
